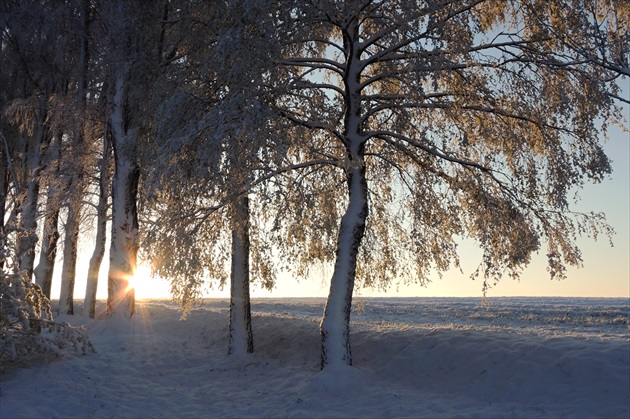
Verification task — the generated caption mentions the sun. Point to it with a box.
[124,264,171,299]
[124,264,152,292]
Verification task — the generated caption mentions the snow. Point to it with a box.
[321,165,367,366]
[1,297,628,418]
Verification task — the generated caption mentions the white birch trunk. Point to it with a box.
[59,205,80,314]
[320,161,368,368]
[84,135,111,318]
[106,73,138,318]
[17,111,47,282]
[228,195,253,357]
[84,217,106,318]
[320,26,369,369]
[33,181,60,299]
[60,5,89,313]
[17,178,39,279]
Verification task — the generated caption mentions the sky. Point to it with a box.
[49,102,629,301]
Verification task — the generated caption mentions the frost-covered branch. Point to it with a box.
[281,57,345,74]
[1,273,95,370]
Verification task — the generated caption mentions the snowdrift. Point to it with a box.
[1,297,628,418]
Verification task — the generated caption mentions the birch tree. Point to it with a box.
[57,0,92,315]
[141,0,284,355]
[84,128,112,319]
[277,0,627,369]
[1,1,98,309]
[100,9,139,318]
[99,1,173,317]
[33,134,61,298]
[0,1,65,283]
[530,0,629,84]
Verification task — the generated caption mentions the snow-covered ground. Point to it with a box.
[1,297,628,418]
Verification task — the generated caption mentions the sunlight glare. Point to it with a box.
[123,264,170,299]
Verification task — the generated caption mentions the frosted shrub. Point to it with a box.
[0,273,94,371]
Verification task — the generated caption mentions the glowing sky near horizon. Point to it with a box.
[49,104,629,301]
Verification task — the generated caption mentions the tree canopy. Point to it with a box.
[1,0,627,368]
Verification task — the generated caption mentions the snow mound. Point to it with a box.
[306,364,374,395]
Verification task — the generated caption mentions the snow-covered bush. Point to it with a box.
[0,272,94,371]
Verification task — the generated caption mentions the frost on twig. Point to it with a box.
[0,273,95,372]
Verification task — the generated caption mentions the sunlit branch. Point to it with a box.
[529,5,630,78]
[374,133,548,229]
[371,134,466,197]
[289,81,346,98]
[359,22,401,53]
[286,37,345,54]
[281,57,345,74]
[368,130,490,173]
[362,97,453,125]
[364,39,538,66]
[277,109,344,143]
[608,93,630,104]
[459,105,575,136]
[189,158,342,224]
[358,64,473,90]
[365,151,415,194]
[360,0,485,66]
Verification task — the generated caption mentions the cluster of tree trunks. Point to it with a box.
[1,0,627,369]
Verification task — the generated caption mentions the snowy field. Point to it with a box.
[1,297,628,418]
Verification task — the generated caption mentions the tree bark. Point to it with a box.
[107,73,138,318]
[107,156,138,318]
[320,156,368,369]
[320,22,369,369]
[34,134,62,299]
[59,203,80,314]
[17,104,48,282]
[228,194,254,356]
[17,176,40,280]
[0,142,9,272]
[33,188,60,299]
[84,133,111,318]
[59,1,90,314]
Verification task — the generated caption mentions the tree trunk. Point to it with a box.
[228,194,254,357]
[59,1,90,314]
[16,177,39,280]
[107,157,138,318]
[33,187,60,299]
[17,108,48,281]
[0,142,8,272]
[84,134,111,318]
[107,73,138,318]
[320,156,368,369]
[320,22,369,369]
[34,134,62,299]
[59,203,80,314]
